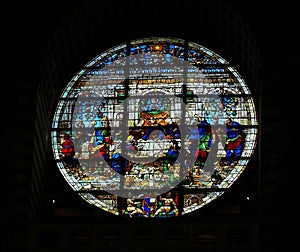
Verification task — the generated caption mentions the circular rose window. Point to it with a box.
[51,37,258,217]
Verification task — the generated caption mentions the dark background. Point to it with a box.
[2,0,297,250]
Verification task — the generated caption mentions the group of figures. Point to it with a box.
[59,92,246,190]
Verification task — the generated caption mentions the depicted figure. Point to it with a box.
[211,168,225,186]
[194,117,213,169]
[80,140,90,159]
[154,192,178,217]
[88,126,113,171]
[166,142,179,168]
[186,171,195,186]
[61,131,75,161]
[125,198,145,218]
[111,152,128,175]
[214,128,227,158]
[142,197,154,217]
[225,118,245,165]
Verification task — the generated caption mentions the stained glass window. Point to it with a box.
[51,37,258,217]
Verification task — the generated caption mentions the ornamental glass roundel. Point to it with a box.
[51,37,258,217]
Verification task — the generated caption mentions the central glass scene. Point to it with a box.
[51,37,258,218]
